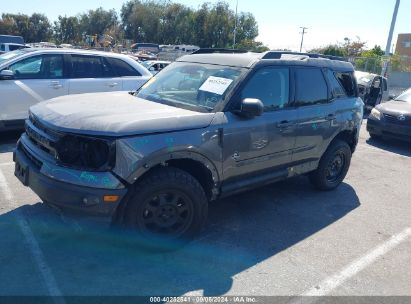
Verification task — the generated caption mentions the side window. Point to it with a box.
[9,55,43,79]
[241,67,290,111]
[295,68,328,106]
[9,55,63,80]
[326,69,346,99]
[43,55,63,79]
[335,72,357,97]
[71,55,107,78]
[0,44,5,52]
[107,58,141,77]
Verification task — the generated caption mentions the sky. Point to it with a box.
[1,0,410,51]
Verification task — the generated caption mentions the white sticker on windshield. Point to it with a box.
[199,76,233,95]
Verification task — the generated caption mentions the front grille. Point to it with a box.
[26,116,60,158]
[384,113,411,126]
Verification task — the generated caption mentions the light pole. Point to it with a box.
[299,27,308,52]
[381,0,400,77]
[233,0,239,49]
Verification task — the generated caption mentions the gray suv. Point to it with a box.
[14,50,363,244]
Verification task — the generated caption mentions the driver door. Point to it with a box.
[222,66,298,183]
[0,54,68,121]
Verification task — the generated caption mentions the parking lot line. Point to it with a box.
[292,227,411,302]
[0,168,64,302]
[0,162,14,167]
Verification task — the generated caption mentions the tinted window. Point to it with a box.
[241,67,290,111]
[295,68,328,106]
[0,44,4,51]
[326,69,346,99]
[107,58,141,77]
[335,72,356,97]
[8,55,63,79]
[71,55,110,78]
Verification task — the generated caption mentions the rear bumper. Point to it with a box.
[14,140,128,220]
[367,118,411,142]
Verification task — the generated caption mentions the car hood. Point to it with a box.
[377,100,411,115]
[30,91,216,136]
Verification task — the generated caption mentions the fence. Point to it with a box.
[352,55,411,74]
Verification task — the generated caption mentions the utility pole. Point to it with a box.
[299,27,308,53]
[381,0,400,77]
[233,0,239,49]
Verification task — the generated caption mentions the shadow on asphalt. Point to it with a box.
[366,136,411,157]
[0,130,23,153]
[0,176,360,297]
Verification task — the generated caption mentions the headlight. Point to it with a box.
[370,108,382,120]
[56,135,115,170]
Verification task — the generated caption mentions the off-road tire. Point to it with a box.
[122,167,208,248]
[309,140,352,191]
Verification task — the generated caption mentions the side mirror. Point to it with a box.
[0,70,14,80]
[236,98,264,117]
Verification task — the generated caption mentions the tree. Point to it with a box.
[236,39,269,52]
[120,0,260,48]
[78,7,118,36]
[28,13,52,42]
[0,15,17,35]
[343,37,366,57]
[1,13,52,42]
[310,45,347,57]
[54,16,81,44]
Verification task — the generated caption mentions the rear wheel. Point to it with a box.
[123,167,208,248]
[309,140,352,191]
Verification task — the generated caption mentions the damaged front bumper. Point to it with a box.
[14,134,128,219]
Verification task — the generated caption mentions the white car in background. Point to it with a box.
[0,48,152,131]
[141,60,171,75]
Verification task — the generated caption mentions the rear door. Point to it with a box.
[292,67,338,163]
[67,54,121,94]
[0,54,67,121]
[106,57,148,91]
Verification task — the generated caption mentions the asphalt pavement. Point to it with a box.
[0,123,410,299]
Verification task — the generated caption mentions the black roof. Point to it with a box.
[177,50,354,71]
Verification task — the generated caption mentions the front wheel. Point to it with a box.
[123,167,208,248]
[309,140,352,191]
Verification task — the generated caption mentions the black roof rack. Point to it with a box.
[192,48,248,54]
[262,51,347,62]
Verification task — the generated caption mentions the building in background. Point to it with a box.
[395,33,411,57]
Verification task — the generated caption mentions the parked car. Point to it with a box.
[355,71,389,112]
[0,43,30,54]
[141,60,171,75]
[0,48,152,131]
[14,50,363,246]
[0,35,24,45]
[367,87,411,142]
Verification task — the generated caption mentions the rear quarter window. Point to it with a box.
[107,57,141,77]
[335,72,357,97]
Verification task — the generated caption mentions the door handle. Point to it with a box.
[107,82,119,87]
[325,114,336,121]
[277,121,294,128]
[49,81,62,89]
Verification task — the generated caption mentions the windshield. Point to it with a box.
[0,49,31,65]
[136,62,245,112]
[395,89,411,103]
